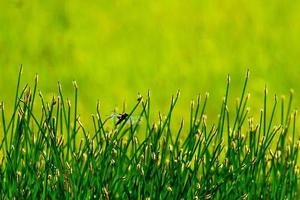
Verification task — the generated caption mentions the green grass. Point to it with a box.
[0,68,299,199]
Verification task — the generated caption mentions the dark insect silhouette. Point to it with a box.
[115,113,129,126]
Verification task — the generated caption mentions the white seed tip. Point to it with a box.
[73,81,78,89]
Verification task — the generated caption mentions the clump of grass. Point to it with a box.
[0,67,299,199]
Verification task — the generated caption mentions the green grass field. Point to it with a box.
[1,0,300,198]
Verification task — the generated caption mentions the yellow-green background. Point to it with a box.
[1,0,300,126]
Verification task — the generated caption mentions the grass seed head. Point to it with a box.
[151,152,156,160]
[110,159,115,166]
[112,148,117,157]
[295,166,300,175]
[204,193,212,199]
[241,193,248,200]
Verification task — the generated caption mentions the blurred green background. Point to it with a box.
[1,0,300,126]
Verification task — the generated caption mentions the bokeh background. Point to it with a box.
[1,0,300,126]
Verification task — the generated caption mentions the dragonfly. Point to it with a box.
[108,112,142,126]
[115,113,129,126]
